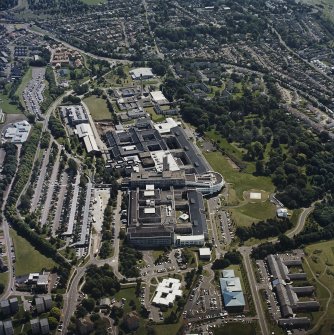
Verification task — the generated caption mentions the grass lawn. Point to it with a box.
[304,240,334,334]
[0,94,21,114]
[205,130,245,161]
[214,322,257,335]
[0,272,8,290]
[83,95,112,121]
[10,230,56,276]
[152,250,165,262]
[230,201,276,227]
[15,67,32,107]
[152,319,185,335]
[105,65,133,86]
[114,287,140,314]
[145,107,165,122]
[204,151,274,201]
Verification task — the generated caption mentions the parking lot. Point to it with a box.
[256,259,281,320]
[23,67,45,118]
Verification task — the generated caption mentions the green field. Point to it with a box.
[304,240,334,334]
[83,95,112,121]
[145,107,165,122]
[204,151,274,201]
[15,67,32,107]
[0,93,21,114]
[10,230,56,276]
[230,201,276,227]
[214,322,257,335]
[0,272,8,291]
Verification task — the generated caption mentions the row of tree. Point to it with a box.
[236,218,292,241]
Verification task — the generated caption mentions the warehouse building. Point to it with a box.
[129,67,154,80]
[219,269,245,312]
[4,121,31,143]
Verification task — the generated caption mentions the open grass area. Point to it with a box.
[204,151,274,201]
[0,94,21,114]
[151,319,184,335]
[105,65,133,86]
[83,95,112,121]
[15,67,32,107]
[304,240,334,334]
[230,201,276,227]
[10,230,56,276]
[114,287,140,314]
[0,272,8,291]
[145,107,165,122]
[213,322,257,335]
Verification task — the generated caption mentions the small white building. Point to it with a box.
[277,208,288,218]
[152,278,183,307]
[150,91,169,105]
[199,247,211,260]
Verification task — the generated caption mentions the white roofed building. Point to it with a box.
[150,91,169,105]
[152,278,183,307]
[129,68,154,80]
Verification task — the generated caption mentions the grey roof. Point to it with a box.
[278,317,310,328]
[222,290,245,308]
[288,273,307,280]
[292,286,314,295]
[0,300,9,308]
[188,190,207,236]
[169,126,208,174]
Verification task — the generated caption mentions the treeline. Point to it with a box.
[1,143,18,187]
[119,244,142,278]
[0,143,18,212]
[48,115,66,139]
[82,264,120,300]
[236,218,292,241]
[7,124,42,207]
[41,67,64,112]
[212,250,242,270]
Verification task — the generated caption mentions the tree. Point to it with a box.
[48,317,58,330]
[50,307,61,320]
[82,298,95,312]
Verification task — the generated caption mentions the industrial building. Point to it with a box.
[3,121,31,143]
[61,105,88,125]
[129,67,154,80]
[219,269,245,312]
[152,278,183,307]
[266,254,319,329]
[61,104,100,155]
[150,91,169,105]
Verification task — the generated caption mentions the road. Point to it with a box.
[240,247,270,335]
[0,146,21,300]
[286,205,315,238]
